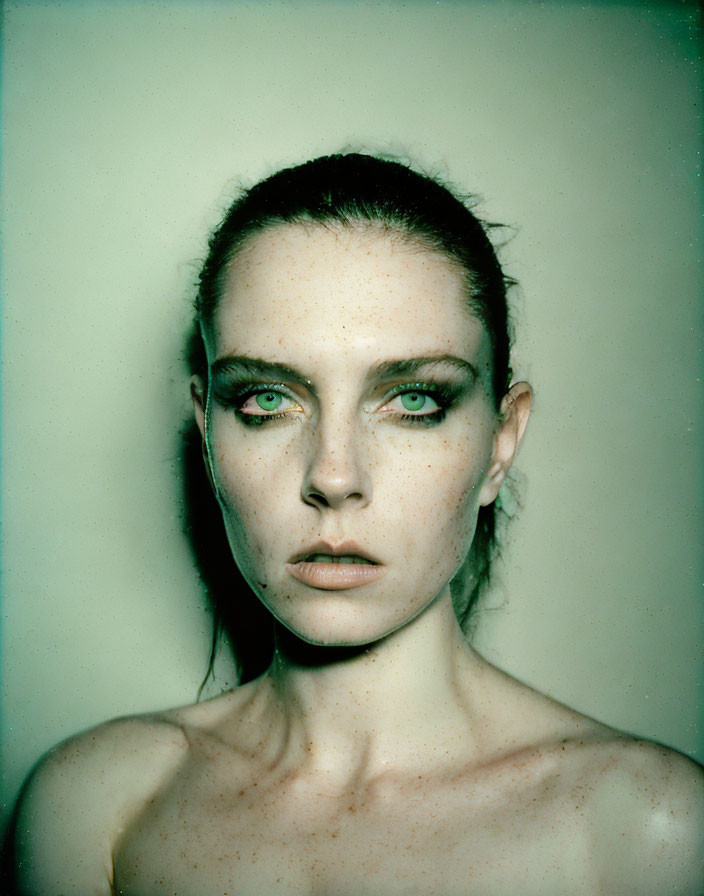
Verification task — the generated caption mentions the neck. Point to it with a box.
[263,591,491,783]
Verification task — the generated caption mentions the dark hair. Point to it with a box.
[186,153,516,687]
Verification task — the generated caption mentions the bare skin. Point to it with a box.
[13,627,704,895]
[12,224,704,894]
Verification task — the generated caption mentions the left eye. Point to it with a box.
[382,391,440,415]
[240,390,300,416]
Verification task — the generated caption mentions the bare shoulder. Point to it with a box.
[486,668,703,893]
[517,682,704,895]
[581,737,704,895]
[10,709,192,895]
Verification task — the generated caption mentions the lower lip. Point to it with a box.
[286,561,387,590]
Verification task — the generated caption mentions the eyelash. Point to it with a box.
[219,381,457,428]
[227,385,300,427]
[382,383,452,427]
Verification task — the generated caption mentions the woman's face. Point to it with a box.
[194,223,519,647]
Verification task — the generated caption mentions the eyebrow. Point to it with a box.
[211,356,311,386]
[210,353,479,389]
[367,354,479,385]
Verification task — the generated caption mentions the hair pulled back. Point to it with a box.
[195,153,513,408]
[187,153,516,685]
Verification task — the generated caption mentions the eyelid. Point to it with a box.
[214,379,298,400]
[212,380,305,414]
[241,389,302,412]
[242,382,302,402]
[377,382,446,412]
[379,381,445,402]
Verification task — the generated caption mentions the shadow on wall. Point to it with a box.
[180,323,275,691]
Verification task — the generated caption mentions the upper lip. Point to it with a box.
[289,540,381,565]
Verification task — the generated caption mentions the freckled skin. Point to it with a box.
[12,225,704,896]
[200,225,500,647]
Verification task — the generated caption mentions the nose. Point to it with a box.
[301,416,372,511]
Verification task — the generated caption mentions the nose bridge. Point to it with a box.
[302,401,371,509]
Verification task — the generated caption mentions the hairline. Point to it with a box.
[201,215,486,350]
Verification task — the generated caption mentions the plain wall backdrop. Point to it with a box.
[1,0,702,831]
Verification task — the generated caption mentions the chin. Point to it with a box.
[268,596,429,652]
[278,617,395,650]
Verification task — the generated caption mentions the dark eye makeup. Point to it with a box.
[212,381,302,427]
[380,381,464,427]
[211,375,469,429]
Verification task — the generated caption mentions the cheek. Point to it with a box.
[208,431,299,575]
[375,426,493,559]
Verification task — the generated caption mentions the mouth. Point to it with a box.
[287,541,385,590]
[303,553,375,565]
[289,540,380,566]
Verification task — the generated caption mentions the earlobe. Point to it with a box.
[478,382,532,507]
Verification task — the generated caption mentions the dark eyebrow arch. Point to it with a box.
[367,354,479,385]
[211,353,479,390]
[211,355,312,388]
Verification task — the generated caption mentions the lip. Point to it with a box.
[286,561,387,590]
[287,539,386,591]
[289,540,381,565]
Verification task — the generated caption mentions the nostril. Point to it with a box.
[304,490,330,508]
[302,487,368,509]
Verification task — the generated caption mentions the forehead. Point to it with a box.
[212,223,490,370]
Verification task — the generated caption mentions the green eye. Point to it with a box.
[400,392,427,412]
[256,392,283,412]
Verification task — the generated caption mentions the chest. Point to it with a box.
[113,769,594,896]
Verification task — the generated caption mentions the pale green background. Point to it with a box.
[2,0,702,831]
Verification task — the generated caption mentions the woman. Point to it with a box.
[11,154,703,895]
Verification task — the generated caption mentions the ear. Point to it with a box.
[190,374,207,439]
[478,381,532,507]
[190,375,216,493]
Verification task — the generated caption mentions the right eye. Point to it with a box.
[238,388,302,418]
